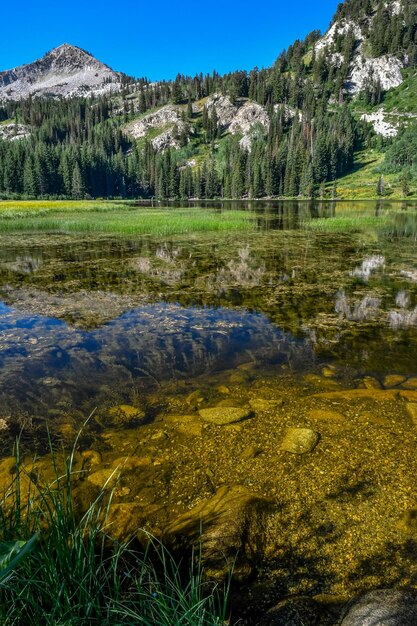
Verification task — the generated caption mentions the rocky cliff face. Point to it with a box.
[0,123,31,141]
[125,106,182,139]
[0,44,123,100]
[205,94,269,150]
[347,54,405,94]
[124,105,194,150]
[314,1,407,95]
[124,96,270,152]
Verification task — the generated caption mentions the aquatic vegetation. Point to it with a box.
[215,245,266,290]
[155,244,182,263]
[0,200,131,212]
[5,255,43,274]
[2,201,417,619]
[304,214,385,233]
[0,204,256,236]
[303,204,417,238]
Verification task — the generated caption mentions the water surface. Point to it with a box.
[2,200,417,603]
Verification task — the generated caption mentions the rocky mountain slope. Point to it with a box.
[0,44,124,100]
[124,96,270,151]
[314,3,405,95]
[1,0,417,200]
[313,0,415,136]
[122,0,416,150]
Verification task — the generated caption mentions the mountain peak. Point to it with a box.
[54,43,83,51]
[0,45,123,100]
[47,43,96,61]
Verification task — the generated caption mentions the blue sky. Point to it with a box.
[1,0,340,80]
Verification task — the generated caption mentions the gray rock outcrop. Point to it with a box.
[0,123,31,141]
[360,111,399,138]
[125,105,182,139]
[347,55,405,94]
[124,105,192,150]
[314,3,407,96]
[339,589,417,625]
[205,94,269,150]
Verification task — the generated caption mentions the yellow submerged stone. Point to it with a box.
[108,404,145,423]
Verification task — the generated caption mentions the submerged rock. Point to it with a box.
[362,376,382,390]
[280,428,320,454]
[322,365,337,379]
[164,485,272,580]
[240,445,262,460]
[307,409,345,422]
[198,406,251,425]
[249,398,283,412]
[401,377,417,390]
[384,374,407,388]
[397,509,417,535]
[186,390,205,407]
[339,589,417,625]
[229,371,250,384]
[108,404,145,426]
[163,414,203,437]
[105,502,164,540]
[405,402,417,426]
[87,467,120,488]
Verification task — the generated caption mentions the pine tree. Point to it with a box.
[23,156,38,196]
[401,170,412,197]
[172,78,183,104]
[71,162,85,199]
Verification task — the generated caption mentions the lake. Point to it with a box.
[2,199,417,611]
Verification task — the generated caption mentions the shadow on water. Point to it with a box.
[233,475,417,624]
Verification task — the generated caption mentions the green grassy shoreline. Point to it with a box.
[0,202,256,237]
[0,199,416,238]
[0,443,231,625]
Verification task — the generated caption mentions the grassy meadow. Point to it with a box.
[330,149,417,200]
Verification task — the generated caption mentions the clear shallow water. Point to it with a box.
[4,201,417,605]
[0,300,311,420]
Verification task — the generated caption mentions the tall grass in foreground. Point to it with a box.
[0,441,231,625]
[0,205,255,237]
